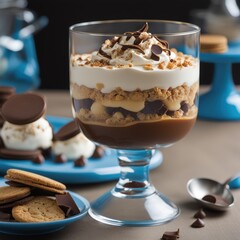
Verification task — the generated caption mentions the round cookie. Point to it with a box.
[0,186,31,204]
[12,196,65,222]
[54,120,80,141]
[1,92,46,125]
[4,169,66,194]
[200,34,228,53]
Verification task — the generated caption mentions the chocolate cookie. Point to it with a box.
[1,92,46,125]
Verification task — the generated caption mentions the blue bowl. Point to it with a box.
[0,191,90,235]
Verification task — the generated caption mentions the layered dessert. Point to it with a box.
[70,23,199,149]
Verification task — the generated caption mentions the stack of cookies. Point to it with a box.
[0,169,80,222]
[200,34,228,53]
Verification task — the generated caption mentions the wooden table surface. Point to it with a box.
[1,89,240,240]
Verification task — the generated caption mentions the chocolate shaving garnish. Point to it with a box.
[126,33,133,41]
[98,47,111,59]
[0,212,11,221]
[110,37,120,47]
[154,36,169,48]
[193,208,206,219]
[161,229,180,240]
[121,44,145,54]
[136,22,149,33]
[56,192,80,217]
[191,218,205,228]
[134,37,142,45]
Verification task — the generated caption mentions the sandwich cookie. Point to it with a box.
[4,169,66,194]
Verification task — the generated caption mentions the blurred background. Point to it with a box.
[1,0,240,91]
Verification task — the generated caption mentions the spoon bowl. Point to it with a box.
[187,177,235,211]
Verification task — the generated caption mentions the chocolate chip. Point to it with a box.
[91,146,105,159]
[161,229,180,240]
[202,194,216,203]
[150,44,163,61]
[141,100,164,114]
[123,181,146,188]
[191,218,205,228]
[32,154,45,164]
[166,110,175,117]
[1,93,46,125]
[55,154,67,164]
[121,44,145,54]
[74,156,86,167]
[54,120,80,141]
[193,208,206,219]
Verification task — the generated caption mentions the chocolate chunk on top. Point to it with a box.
[54,120,80,141]
[1,93,46,125]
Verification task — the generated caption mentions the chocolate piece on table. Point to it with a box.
[191,218,205,228]
[91,146,105,159]
[56,192,80,217]
[0,148,41,160]
[193,208,206,219]
[1,92,46,125]
[74,156,86,167]
[161,228,180,240]
[55,154,67,164]
[54,119,80,141]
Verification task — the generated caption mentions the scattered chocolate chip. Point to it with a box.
[121,44,145,54]
[0,212,11,221]
[98,47,111,59]
[202,194,216,204]
[123,181,146,188]
[166,110,175,117]
[161,229,180,240]
[56,192,80,217]
[151,44,162,54]
[141,100,164,115]
[54,120,80,141]
[55,154,67,164]
[32,154,45,164]
[74,156,86,167]
[193,208,206,219]
[191,218,205,228]
[1,93,46,125]
[91,146,105,159]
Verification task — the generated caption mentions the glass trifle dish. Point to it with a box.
[69,20,200,226]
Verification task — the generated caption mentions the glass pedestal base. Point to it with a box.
[88,187,180,227]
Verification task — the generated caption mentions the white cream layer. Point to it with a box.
[70,62,199,93]
[52,132,96,159]
[1,118,53,151]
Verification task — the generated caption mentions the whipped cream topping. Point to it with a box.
[92,22,175,66]
[1,118,53,151]
[52,132,96,159]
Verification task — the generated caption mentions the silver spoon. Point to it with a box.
[187,175,240,211]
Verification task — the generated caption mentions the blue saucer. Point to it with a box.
[0,179,90,235]
[0,116,163,184]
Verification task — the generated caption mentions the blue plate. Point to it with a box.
[0,179,90,235]
[0,116,163,184]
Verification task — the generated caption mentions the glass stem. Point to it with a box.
[114,149,155,197]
